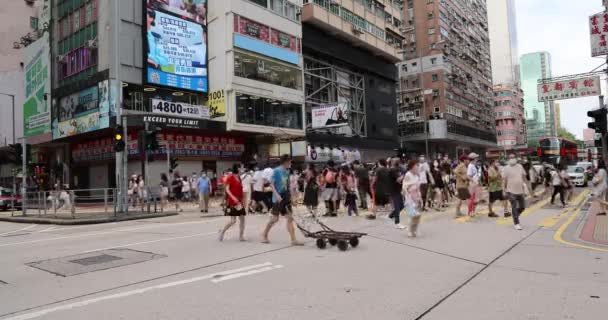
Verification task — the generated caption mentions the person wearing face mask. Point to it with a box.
[197,170,212,213]
[403,160,422,237]
[430,160,445,210]
[418,155,431,212]
[454,155,471,217]
[502,153,528,230]
[487,159,508,218]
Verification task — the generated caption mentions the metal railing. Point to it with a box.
[17,187,168,219]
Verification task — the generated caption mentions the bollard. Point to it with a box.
[70,191,76,218]
[42,192,47,216]
[104,189,108,214]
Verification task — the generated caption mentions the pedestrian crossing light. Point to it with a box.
[170,157,178,171]
[587,108,607,134]
[114,125,125,152]
[145,129,160,151]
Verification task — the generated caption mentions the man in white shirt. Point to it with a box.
[418,155,430,211]
[241,170,254,214]
[503,153,528,230]
[252,169,267,213]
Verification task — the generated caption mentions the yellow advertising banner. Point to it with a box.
[205,90,226,118]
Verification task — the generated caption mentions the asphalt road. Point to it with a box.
[0,192,606,320]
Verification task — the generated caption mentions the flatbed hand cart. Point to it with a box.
[296,215,367,251]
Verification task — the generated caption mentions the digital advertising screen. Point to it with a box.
[146,0,207,25]
[145,7,208,93]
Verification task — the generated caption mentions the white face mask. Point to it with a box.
[508,159,517,166]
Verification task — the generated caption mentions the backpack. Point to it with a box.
[325,169,336,184]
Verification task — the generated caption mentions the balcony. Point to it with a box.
[302,2,402,63]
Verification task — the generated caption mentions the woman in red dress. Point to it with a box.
[218,165,246,242]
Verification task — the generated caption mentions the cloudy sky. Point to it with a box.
[515,0,605,139]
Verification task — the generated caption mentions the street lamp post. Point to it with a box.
[0,93,15,144]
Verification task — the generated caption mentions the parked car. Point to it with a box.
[567,166,587,187]
[0,188,22,211]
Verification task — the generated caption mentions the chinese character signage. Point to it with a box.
[590,12,608,57]
[537,76,601,102]
[145,7,208,92]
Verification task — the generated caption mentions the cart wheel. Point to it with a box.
[328,239,338,246]
[337,240,348,251]
[349,237,359,248]
[316,239,327,249]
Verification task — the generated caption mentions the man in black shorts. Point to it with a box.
[261,155,303,245]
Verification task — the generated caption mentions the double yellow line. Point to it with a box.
[539,191,588,228]
[553,191,608,253]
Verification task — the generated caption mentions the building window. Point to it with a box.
[428,27,435,34]
[236,93,303,130]
[415,109,421,118]
[427,0,434,4]
[248,0,268,8]
[430,57,437,64]
[434,107,440,112]
[427,12,434,19]
[30,17,38,29]
[431,74,438,82]
[234,51,302,90]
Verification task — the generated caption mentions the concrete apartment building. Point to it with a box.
[493,84,526,149]
[520,51,556,145]
[397,0,496,158]
[301,0,402,160]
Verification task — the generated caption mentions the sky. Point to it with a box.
[515,0,605,139]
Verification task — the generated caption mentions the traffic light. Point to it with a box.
[145,129,160,151]
[9,143,22,164]
[587,108,607,134]
[114,125,125,152]
[170,157,178,172]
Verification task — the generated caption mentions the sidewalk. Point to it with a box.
[580,200,608,245]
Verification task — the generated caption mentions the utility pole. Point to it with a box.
[21,137,27,215]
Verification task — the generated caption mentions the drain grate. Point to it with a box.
[70,254,123,266]
[28,249,166,277]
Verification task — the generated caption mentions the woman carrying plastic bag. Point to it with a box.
[403,160,422,238]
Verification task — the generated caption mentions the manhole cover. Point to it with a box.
[28,249,166,277]
[70,254,122,266]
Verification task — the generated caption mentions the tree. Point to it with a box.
[558,128,577,142]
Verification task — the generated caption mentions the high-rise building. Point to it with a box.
[520,52,556,145]
[301,0,402,160]
[493,84,526,149]
[397,0,496,158]
[487,0,519,86]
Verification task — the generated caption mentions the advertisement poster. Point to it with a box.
[53,85,110,139]
[537,76,601,102]
[146,9,208,92]
[146,0,207,25]
[23,33,52,137]
[151,98,210,119]
[590,12,608,57]
[205,89,226,118]
[311,103,349,129]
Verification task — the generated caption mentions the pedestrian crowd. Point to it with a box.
[125,151,606,243]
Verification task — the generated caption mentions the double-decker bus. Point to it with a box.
[538,137,578,167]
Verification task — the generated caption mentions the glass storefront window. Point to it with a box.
[236,93,303,130]
[234,51,302,90]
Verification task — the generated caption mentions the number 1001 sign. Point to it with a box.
[151,98,210,119]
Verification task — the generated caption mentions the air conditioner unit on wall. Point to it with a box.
[86,39,97,49]
[352,25,365,34]
[56,54,67,63]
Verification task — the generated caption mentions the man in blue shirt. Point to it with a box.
[197,171,211,213]
[261,154,303,246]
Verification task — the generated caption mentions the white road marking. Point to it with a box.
[211,265,284,283]
[0,225,36,236]
[38,226,58,233]
[2,262,275,320]
[81,231,219,253]
[0,218,224,248]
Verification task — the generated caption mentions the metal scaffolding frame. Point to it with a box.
[304,56,367,137]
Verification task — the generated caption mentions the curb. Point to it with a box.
[0,212,179,225]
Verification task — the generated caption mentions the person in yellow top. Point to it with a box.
[454,154,471,217]
[487,159,509,218]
